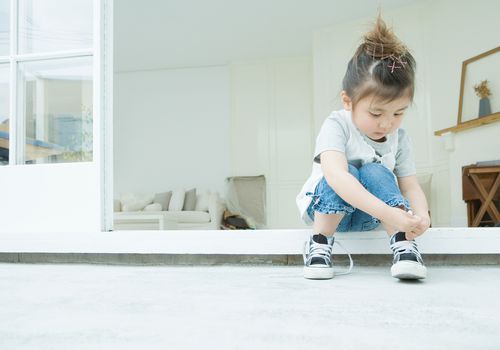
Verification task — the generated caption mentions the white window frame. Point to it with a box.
[2,0,113,231]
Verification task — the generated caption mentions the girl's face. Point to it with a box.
[341,92,411,141]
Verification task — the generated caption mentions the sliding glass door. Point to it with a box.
[0,0,112,233]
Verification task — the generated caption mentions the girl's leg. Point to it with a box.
[358,163,410,236]
[303,165,359,279]
[358,163,426,279]
[313,212,344,237]
[307,164,360,235]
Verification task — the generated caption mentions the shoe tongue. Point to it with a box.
[312,234,329,244]
[391,231,407,243]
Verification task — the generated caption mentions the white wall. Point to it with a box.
[313,0,500,226]
[114,66,231,198]
[115,59,313,229]
[230,57,313,229]
[0,163,101,233]
[422,0,500,226]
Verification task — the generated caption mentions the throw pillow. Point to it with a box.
[144,203,162,211]
[168,189,185,211]
[122,198,150,212]
[154,191,172,210]
[183,188,197,211]
[195,190,210,212]
[113,199,121,212]
[120,193,153,212]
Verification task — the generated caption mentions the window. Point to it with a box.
[0,64,8,165]
[18,0,92,54]
[1,0,94,165]
[20,57,93,164]
[0,1,9,165]
[0,0,8,55]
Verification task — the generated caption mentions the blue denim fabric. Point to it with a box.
[306,163,411,232]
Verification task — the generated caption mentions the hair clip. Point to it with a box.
[387,55,407,73]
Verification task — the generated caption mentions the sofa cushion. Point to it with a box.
[183,188,197,211]
[195,190,210,212]
[113,199,121,212]
[121,193,153,211]
[154,191,172,210]
[122,198,152,212]
[144,203,162,211]
[164,211,210,223]
[168,189,185,211]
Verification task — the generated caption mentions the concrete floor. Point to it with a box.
[0,264,499,350]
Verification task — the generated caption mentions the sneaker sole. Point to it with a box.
[303,266,334,280]
[391,261,427,280]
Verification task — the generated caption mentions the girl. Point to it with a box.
[297,15,430,280]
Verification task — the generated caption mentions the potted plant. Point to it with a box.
[473,80,492,117]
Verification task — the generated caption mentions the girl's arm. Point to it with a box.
[321,150,419,233]
[397,175,431,238]
[397,175,429,219]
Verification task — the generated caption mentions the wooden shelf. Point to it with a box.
[435,112,500,136]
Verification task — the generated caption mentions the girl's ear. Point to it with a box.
[341,91,353,111]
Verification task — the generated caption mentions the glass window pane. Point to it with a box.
[20,57,93,164]
[0,64,9,165]
[0,0,9,55]
[18,0,92,54]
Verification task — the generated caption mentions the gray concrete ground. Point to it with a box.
[0,263,499,350]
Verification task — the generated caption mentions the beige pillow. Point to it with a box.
[144,203,162,211]
[120,193,153,212]
[195,190,210,212]
[154,191,172,210]
[168,189,185,211]
[122,199,150,212]
[113,199,122,212]
[183,188,197,211]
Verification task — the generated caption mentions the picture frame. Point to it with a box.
[457,46,500,124]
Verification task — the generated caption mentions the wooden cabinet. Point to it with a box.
[462,165,500,227]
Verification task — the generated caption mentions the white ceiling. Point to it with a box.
[114,0,421,72]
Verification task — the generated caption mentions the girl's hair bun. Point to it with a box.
[360,14,408,59]
[342,13,416,106]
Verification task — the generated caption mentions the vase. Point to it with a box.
[478,97,491,118]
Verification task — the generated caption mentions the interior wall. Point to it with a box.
[114,66,231,198]
[230,57,313,229]
[422,0,500,226]
[313,0,500,226]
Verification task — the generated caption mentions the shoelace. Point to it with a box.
[390,240,422,262]
[303,239,354,276]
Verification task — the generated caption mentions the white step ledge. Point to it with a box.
[0,228,499,255]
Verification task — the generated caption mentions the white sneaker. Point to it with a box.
[390,232,427,280]
[303,234,335,280]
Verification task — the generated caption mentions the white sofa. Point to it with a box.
[113,192,225,230]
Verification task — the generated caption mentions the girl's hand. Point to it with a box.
[405,214,431,240]
[381,207,421,235]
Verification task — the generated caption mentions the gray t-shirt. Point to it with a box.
[313,112,416,177]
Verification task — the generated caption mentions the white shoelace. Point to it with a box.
[303,239,354,276]
[390,240,423,262]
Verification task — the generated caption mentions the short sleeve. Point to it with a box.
[394,129,416,177]
[313,115,349,163]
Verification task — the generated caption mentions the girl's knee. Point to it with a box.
[359,162,387,173]
[359,162,392,180]
[359,162,399,193]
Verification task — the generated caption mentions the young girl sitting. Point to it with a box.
[297,15,430,280]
